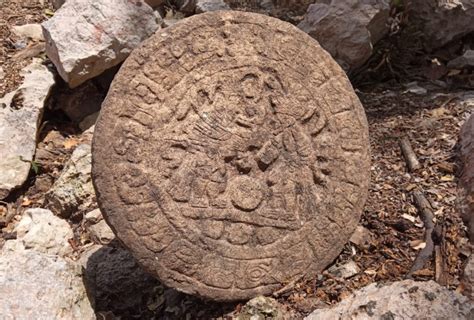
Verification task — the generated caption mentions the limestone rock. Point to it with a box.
[407,0,474,51]
[349,225,373,248]
[0,249,94,320]
[0,59,55,199]
[235,296,294,320]
[3,208,73,257]
[458,107,474,243]
[51,0,163,9]
[328,260,360,279]
[448,50,474,69]
[305,280,473,320]
[81,244,161,313]
[196,0,231,13]
[87,220,115,245]
[42,0,158,88]
[298,0,390,71]
[92,11,370,301]
[46,142,95,217]
[12,24,44,41]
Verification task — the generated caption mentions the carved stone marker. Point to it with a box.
[92,11,370,301]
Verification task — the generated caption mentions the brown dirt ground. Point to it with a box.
[0,1,472,319]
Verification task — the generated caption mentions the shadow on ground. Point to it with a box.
[82,240,237,319]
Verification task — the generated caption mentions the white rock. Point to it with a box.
[234,296,294,319]
[51,0,163,9]
[195,0,231,13]
[0,249,94,320]
[4,208,73,257]
[0,59,55,199]
[305,280,473,320]
[42,0,158,88]
[12,24,44,41]
[298,0,390,72]
[328,260,360,279]
[46,142,95,217]
[448,50,474,69]
[407,0,474,51]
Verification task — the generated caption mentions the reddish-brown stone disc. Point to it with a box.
[92,11,370,301]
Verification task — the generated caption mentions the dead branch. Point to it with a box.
[400,137,421,172]
[407,191,435,277]
[272,274,305,298]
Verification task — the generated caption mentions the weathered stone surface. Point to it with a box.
[57,81,105,123]
[234,296,294,320]
[196,0,231,13]
[87,220,115,245]
[42,0,158,88]
[51,0,163,9]
[297,0,390,71]
[81,244,161,314]
[0,59,55,199]
[459,106,474,243]
[461,253,474,300]
[12,24,44,42]
[3,208,73,257]
[92,11,370,301]
[407,0,474,51]
[448,50,474,69]
[47,132,95,217]
[305,280,474,320]
[328,260,360,279]
[0,249,94,320]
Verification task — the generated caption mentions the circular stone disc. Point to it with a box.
[92,11,370,301]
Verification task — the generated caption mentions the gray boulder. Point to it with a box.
[298,0,390,72]
[0,249,94,319]
[0,59,55,199]
[305,280,473,320]
[448,50,474,69]
[407,0,474,51]
[42,0,158,88]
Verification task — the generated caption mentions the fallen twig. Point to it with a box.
[407,191,435,277]
[399,137,421,171]
[272,274,305,298]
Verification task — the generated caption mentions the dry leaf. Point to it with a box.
[63,137,79,150]
[21,197,32,206]
[402,213,416,223]
[440,175,454,182]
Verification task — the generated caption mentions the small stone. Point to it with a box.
[461,254,474,300]
[0,59,55,199]
[304,280,473,319]
[46,142,95,218]
[42,0,158,88]
[328,260,360,279]
[298,0,390,71]
[234,296,294,320]
[3,208,73,257]
[79,111,100,131]
[448,50,474,69]
[87,220,115,245]
[0,249,94,319]
[195,0,231,13]
[350,225,373,247]
[84,208,102,224]
[12,24,44,41]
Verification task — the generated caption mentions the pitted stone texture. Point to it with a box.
[92,11,370,301]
